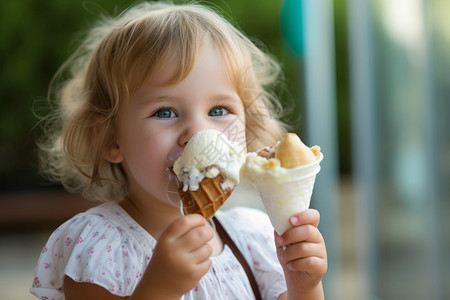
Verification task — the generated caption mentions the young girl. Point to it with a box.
[31,2,327,299]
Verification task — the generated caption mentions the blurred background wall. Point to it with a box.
[0,0,449,299]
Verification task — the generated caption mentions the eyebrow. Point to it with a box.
[136,95,172,107]
[137,93,241,107]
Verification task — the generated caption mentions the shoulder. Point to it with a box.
[217,206,273,235]
[31,203,154,298]
[47,202,155,255]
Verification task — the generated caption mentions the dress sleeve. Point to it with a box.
[219,207,287,300]
[30,210,150,299]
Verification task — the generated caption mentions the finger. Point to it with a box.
[180,225,214,252]
[279,224,323,246]
[189,243,213,265]
[281,242,326,264]
[194,257,213,275]
[287,256,327,275]
[163,214,207,241]
[289,209,320,228]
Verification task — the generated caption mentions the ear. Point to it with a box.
[105,144,123,163]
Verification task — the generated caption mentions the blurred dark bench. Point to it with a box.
[0,189,97,232]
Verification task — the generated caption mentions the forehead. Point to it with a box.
[130,40,238,91]
[131,43,240,103]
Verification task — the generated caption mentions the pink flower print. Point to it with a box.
[65,237,73,246]
[42,246,48,254]
[253,261,260,268]
[33,276,42,288]
[50,280,55,287]
[106,245,112,253]
[122,250,129,257]
[194,286,199,292]
[108,257,116,264]
[115,271,121,278]
[146,256,151,261]
[92,231,99,238]
[44,263,52,269]
[109,283,115,292]
[87,247,94,256]
[100,234,107,240]
[77,236,84,244]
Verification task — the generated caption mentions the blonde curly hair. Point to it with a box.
[39,1,288,202]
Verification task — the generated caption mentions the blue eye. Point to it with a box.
[153,108,177,119]
[209,107,229,117]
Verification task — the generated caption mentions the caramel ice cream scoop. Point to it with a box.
[275,133,320,168]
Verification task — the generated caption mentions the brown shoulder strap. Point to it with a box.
[213,217,262,300]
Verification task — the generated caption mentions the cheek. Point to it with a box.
[118,128,171,176]
[220,115,247,152]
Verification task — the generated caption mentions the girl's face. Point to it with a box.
[109,43,246,210]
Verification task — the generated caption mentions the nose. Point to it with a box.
[177,119,209,147]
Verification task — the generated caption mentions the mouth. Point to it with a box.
[168,166,176,176]
[166,148,184,173]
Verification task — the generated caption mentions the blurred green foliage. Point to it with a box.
[0,0,292,185]
[0,0,349,189]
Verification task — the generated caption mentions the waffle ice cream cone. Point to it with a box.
[173,129,244,218]
[241,133,323,234]
[178,174,233,219]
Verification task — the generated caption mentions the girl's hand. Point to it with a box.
[275,209,327,299]
[134,214,214,299]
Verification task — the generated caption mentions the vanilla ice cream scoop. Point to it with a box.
[173,129,244,192]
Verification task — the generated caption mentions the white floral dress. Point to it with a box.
[30,202,287,299]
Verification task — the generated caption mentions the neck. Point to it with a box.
[119,195,181,240]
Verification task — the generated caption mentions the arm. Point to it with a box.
[64,276,128,300]
[275,209,327,300]
[64,214,214,300]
